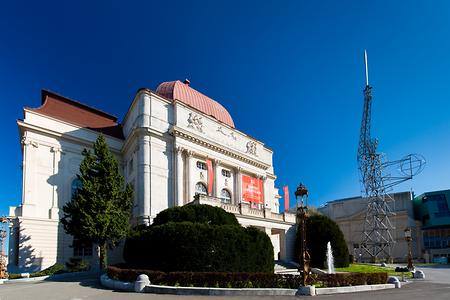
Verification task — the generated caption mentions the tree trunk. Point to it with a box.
[98,242,107,271]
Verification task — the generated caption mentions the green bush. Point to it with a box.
[124,222,273,273]
[152,204,239,226]
[296,214,349,268]
[107,266,388,288]
[30,263,65,277]
[66,257,90,272]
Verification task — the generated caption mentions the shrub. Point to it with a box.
[30,263,65,277]
[152,204,239,226]
[107,265,388,288]
[65,257,90,272]
[124,222,273,273]
[296,214,349,268]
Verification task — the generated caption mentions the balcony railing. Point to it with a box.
[191,194,296,223]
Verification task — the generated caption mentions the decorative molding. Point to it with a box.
[246,141,257,156]
[217,126,237,140]
[171,127,270,170]
[50,146,61,153]
[187,113,203,133]
[176,146,185,154]
[21,137,39,148]
[186,150,195,157]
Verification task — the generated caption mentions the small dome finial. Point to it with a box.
[183,79,190,86]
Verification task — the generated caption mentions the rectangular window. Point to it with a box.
[196,161,207,170]
[73,239,93,257]
[128,158,134,175]
[221,169,231,178]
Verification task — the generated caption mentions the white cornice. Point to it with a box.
[17,120,123,155]
[23,109,124,143]
[171,126,271,170]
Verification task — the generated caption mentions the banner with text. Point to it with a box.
[283,185,289,212]
[206,159,213,195]
[242,175,264,204]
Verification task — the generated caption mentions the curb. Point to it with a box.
[316,283,395,295]
[2,271,95,284]
[145,284,299,296]
[100,274,397,296]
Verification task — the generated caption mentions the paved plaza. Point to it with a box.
[0,266,449,300]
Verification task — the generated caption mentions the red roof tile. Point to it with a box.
[29,90,124,139]
[156,80,235,128]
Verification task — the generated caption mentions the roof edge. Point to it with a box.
[38,89,118,122]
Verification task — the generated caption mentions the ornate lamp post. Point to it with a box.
[295,183,310,286]
[404,227,414,271]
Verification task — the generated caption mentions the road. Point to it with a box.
[0,266,449,300]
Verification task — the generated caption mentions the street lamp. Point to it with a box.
[404,227,414,271]
[295,183,310,286]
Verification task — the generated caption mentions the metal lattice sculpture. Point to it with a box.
[357,51,425,262]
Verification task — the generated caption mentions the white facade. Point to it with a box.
[9,85,296,272]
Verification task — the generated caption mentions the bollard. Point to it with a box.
[134,274,150,293]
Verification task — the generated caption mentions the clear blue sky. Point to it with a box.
[1,0,449,216]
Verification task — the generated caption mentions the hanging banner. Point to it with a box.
[283,185,289,212]
[242,175,263,204]
[206,159,213,195]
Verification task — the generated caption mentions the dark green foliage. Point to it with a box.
[296,214,349,268]
[65,257,90,272]
[107,266,388,288]
[30,263,65,277]
[61,135,134,270]
[152,204,239,226]
[124,221,273,273]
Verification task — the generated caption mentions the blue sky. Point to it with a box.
[1,0,449,216]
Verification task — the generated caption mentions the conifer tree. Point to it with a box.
[61,135,133,271]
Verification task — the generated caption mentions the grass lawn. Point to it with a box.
[336,263,413,278]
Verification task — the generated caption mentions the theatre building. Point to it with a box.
[8,80,297,272]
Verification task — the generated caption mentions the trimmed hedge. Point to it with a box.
[152,204,239,226]
[107,265,388,288]
[296,214,349,268]
[30,263,65,277]
[124,222,274,273]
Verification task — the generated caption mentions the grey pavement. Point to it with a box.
[0,266,449,300]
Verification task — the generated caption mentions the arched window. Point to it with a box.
[195,182,207,196]
[220,189,232,204]
[71,178,82,198]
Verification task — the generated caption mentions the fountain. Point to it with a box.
[326,241,335,274]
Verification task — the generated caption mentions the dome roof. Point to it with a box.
[156,80,235,128]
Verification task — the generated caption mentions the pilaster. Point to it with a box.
[49,146,61,219]
[186,150,194,204]
[213,159,221,198]
[176,146,185,206]
[137,134,151,225]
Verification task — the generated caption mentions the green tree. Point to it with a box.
[295,213,349,268]
[61,135,133,271]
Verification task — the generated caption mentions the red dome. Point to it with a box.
[156,80,235,128]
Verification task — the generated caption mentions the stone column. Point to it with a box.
[137,134,151,225]
[213,159,221,198]
[262,175,268,209]
[20,135,38,216]
[49,146,61,219]
[235,167,242,204]
[186,150,194,204]
[176,146,184,207]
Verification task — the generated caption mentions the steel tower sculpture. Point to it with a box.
[357,50,425,262]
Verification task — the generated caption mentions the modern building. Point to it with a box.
[413,189,450,263]
[318,191,423,262]
[8,80,297,272]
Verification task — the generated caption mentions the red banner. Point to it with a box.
[242,175,263,204]
[283,185,289,212]
[206,159,213,195]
